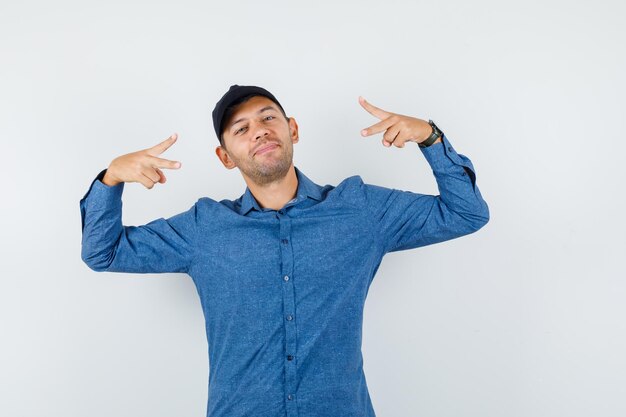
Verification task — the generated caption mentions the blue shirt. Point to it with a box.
[79,134,489,417]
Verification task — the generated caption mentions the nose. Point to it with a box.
[250,119,270,141]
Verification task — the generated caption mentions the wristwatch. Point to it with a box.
[418,119,443,148]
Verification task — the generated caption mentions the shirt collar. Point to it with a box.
[239,166,322,216]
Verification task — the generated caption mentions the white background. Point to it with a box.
[1,1,625,416]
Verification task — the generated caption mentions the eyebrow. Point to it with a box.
[229,106,278,131]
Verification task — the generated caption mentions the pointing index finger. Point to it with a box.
[148,133,178,155]
[148,155,182,169]
[359,96,392,120]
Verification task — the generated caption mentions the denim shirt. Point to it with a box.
[79,134,489,417]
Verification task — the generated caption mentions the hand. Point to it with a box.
[358,96,436,148]
[102,133,182,189]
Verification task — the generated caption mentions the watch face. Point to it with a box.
[429,120,442,137]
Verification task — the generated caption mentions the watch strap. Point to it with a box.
[418,120,443,148]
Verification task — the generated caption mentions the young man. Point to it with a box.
[79,84,489,417]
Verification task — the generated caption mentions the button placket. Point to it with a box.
[278,212,299,416]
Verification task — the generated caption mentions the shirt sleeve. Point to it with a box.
[79,168,199,274]
[361,134,490,254]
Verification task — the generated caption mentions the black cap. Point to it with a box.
[212,84,286,143]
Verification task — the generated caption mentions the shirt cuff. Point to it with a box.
[419,133,478,187]
[81,169,124,202]
[79,168,125,217]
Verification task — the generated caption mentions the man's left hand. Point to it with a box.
[359,96,440,148]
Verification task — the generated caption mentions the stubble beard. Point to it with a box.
[237,143,293,186]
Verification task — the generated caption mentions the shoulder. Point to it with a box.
[330,174,368,206]
[336,175,401,211]
[334,174,364,192]
[334,174,394,197]
[194,196,239,213]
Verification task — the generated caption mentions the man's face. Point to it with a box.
[216,95,299,186]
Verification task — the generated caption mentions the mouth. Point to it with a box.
[254,143,279,156]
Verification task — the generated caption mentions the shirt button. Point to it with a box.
[447,146,453,152]
[462,172,467,176]
[282,238,289,244]
[287,355,294,361]
[287,394,293,400]
[286,314,293,321]
[279,209,285,214]
[283,275,289,281]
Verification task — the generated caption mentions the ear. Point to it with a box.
[288,117,299,144]
[215,145,237,169]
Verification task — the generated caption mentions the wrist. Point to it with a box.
[418,119,443,148]
[102,170,122,187]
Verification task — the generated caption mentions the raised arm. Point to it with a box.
[79,134,198,273]
[358,96,489,254]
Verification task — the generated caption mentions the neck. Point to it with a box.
[245,165,298,211]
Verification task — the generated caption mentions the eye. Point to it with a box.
[264,115,275,121]
[235,126,247,135]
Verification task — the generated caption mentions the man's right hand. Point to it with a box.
[102,133,182,189]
